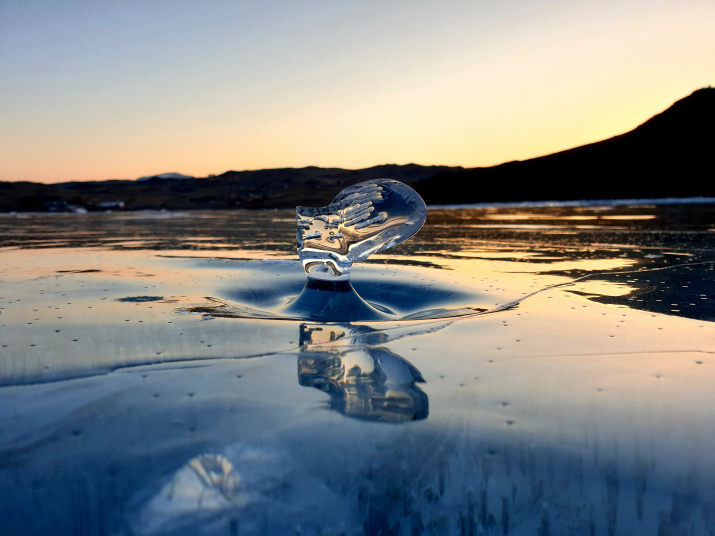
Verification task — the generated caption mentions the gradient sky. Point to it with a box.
[1,0,713,183]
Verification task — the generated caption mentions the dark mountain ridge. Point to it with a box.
[1,87,712,212]
[0,164,462,212]
[415,87,714,204]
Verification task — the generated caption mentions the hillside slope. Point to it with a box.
[415,87,714,204]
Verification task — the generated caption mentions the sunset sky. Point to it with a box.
[1,0,713,183]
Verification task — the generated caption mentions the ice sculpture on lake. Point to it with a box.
[284,179,427,321]
[296,179,427,282]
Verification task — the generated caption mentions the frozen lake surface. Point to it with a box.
[1,204,714,535]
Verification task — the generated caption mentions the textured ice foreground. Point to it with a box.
[0,205,714,535]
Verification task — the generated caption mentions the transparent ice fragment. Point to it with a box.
[296,179,427,281]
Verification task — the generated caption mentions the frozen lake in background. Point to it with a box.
[1,204,714,535]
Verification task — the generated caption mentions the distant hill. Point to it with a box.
[1,87,712,212]
[0,164,462,212]
[415,87,715,204]
[136,172,195,182]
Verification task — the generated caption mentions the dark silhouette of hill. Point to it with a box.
[0,164,462,212]
[415,87,714,204]
[1,87,712,212]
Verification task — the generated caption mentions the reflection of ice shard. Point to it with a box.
[296,179,427,281]
[297,324,428,422]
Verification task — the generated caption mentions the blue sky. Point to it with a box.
[1,0,713,182]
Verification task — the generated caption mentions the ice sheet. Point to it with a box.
[1,206,713,535]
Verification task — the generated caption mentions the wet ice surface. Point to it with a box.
[1,205,714,535]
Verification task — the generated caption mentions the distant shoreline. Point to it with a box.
[427,196,715,209]
[2,196,715,216]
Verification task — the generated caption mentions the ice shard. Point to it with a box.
[296,179,427,281]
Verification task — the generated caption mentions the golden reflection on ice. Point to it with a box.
[388,252,639,276]
[568,280,636,297]
[600,215,657,220]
